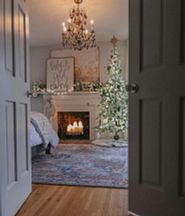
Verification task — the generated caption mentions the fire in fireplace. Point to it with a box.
[66,120,84,135]
[58,112,90,140]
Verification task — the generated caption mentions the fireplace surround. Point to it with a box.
[44,92,101,141]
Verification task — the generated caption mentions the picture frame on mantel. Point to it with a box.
[50,47,100,85]
[46,57,75,92]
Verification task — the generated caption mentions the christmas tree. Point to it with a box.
[98,36,128,140]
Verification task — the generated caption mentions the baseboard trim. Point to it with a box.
[128,211,140,216]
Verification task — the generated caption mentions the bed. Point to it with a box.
[30,112,59,156]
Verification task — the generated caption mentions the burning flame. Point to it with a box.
[67,121,84,135]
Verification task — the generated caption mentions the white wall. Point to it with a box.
[30,40,128,112]
[30,45,53,84]
[30,45,53,112]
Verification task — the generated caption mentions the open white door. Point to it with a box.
[0,0,31,215]
[129,0,185,215]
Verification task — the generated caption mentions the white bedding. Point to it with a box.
[30,123,42,147]
[30,112,59,148]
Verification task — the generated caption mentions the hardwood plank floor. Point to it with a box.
[16,184,128,216]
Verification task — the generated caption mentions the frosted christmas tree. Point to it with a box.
[98,36,128,140]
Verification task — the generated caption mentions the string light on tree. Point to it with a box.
[98,36,128,140]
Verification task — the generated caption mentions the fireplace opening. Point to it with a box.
[58,112,90,140]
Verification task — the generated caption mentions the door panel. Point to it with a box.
[129,0,185,215]
[18,5,27,82]
[6,101,17,186]
[0,0,31,215]
[19,103,29,174]
[182,0,185,63]
[139,99,162,187]
[180,98,185,197]
[4,0,14,75]
[141,0,164,70]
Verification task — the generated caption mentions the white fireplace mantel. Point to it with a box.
[54,91,100,104]
[44,92,101,141]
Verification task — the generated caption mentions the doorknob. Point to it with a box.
[126,83,139,94]
[27,91,38,98]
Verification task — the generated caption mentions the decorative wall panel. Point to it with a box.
[6,101,17,186]
[18,5,27,82]
[4,0,15,75]
[19,103,28,174]
[180,98,185,196]
[139,99,162,187]
[180,0,185,63]
[140,0,164,71]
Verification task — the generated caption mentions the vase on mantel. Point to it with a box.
[74,80,82,91]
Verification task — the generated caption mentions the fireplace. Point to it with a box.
[45,92,101,141]
[58,112,90,140]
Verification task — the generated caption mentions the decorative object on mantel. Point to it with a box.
[50,47,100,87]
[73,79,82,91]
[62,0,96,50]
[30,58,75,97]
[81,80,103,92]
[47,57,74,93]
[97,36,128,141]
[30,85,69,98]
[31,81,48,97]
[31,81,46,92]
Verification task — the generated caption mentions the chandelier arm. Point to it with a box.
[62,0,96,50]
[74,0,83,5]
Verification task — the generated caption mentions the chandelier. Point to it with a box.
[62,0,96,51]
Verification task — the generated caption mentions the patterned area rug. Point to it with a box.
[32,144,128,188]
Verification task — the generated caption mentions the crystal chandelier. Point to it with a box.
[62,0,96,51]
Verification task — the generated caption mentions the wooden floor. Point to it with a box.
[16,184,128,216]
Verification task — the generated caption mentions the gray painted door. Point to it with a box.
[129,0,185,215]
[0,0,31,215]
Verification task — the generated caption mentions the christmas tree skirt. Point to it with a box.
[92,139,128,148]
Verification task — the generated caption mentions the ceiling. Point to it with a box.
[28,0,128,47]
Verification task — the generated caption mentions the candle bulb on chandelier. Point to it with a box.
[90,19,94,25]
[62,22,66,32]
[62,0,96,50]
[90,20,94,31]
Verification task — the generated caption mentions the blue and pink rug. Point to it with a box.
[32,144,128,188]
